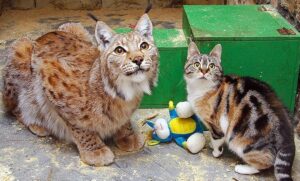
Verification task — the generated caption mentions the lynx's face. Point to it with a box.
[94,14,159,100]
[102,31,157,82]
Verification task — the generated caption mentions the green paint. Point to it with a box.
[183,5,300,40]
[183,5,300,112]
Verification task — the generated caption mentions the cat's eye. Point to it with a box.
[209,63,215,69]
[114,46,126,54]
[140,42,149,50]
[193,62,200,68]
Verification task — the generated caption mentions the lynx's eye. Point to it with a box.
[209,63,215,69]
[140,42,149,50]
[114,46,126,54]
[194,62,200,68]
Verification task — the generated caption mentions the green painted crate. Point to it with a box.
[116,28,188,108]
[183,5,300,112]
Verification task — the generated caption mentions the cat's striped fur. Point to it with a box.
[185,42,295,181]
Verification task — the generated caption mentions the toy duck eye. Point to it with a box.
[114,46,126,54]
[194,62,200,68]
[209,63,215,69]
[140,42,149,50]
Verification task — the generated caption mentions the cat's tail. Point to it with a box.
[274,144,295,181]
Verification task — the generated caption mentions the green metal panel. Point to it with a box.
[183,5,300,112]
[141,49,187,108]
[183,5,300,40]
[116,28,188,108]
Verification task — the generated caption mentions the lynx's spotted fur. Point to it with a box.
[3,14,158,166]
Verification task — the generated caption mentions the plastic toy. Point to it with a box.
[147,101,206,153]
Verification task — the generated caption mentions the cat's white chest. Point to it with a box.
[186,79,215,102]
[219,113,229,135]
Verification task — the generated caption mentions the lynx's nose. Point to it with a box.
[132,56,144,66]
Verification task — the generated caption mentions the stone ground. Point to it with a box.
[0,7,300,181]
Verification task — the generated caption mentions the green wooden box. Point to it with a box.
[141,29,188,108]
[183,5,300,112]
[116,28,188,108]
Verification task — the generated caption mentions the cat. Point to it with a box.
[296,122,300,137]
[184,41,295,181]
[294,95,300,137]
[3,13,159,166]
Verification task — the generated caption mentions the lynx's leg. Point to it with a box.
[69,125,114,166]
[113,121,145,152]
[14,112,50,137]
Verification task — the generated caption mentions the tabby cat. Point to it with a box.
[3,14,158,166]
[184,42,295,181]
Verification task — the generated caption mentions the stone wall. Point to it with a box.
[2,0,181,10]
[2,0,299,30]
[1,0,228,10]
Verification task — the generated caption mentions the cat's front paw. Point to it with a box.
[212,146,223,158]
[80,146,115,166]
[115,133,145,152]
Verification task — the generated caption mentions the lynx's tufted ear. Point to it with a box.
[209,44,222,63]
[95,21,116,50]
[135,14,153,40]
[187,41,200,60]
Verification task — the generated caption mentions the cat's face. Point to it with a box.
[95,14,158,84]
[184,42,223,85]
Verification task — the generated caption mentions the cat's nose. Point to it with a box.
[200,69,209,75]
[132,56,144,66]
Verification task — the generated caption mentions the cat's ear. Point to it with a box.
[135,14,153,40]
[210,44,222,62]
[188,41,200,59]
[95,21,116,50]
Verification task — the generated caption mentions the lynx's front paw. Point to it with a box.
[115,133,145,152]
[80,146,115,166]
[28,124,50,137]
